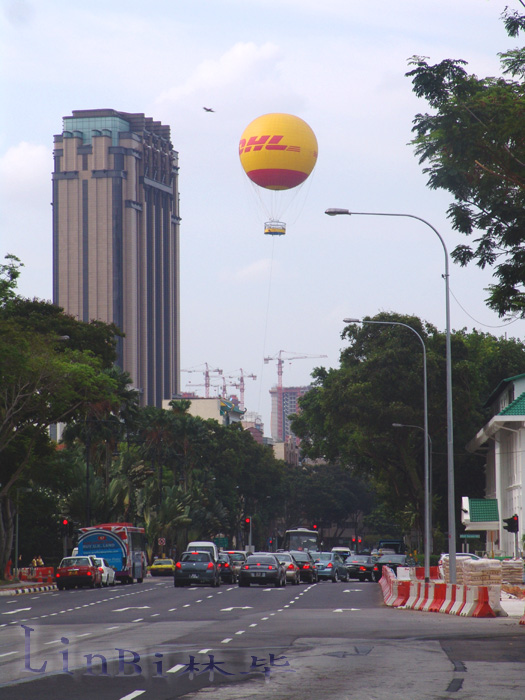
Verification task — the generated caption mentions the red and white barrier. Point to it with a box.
[380,569,497,618]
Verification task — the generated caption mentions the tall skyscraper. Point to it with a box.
[269,385,310,442]
[52,109,181,406]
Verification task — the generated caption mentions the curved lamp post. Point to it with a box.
[328,208,456,583]
[344,317,430,581]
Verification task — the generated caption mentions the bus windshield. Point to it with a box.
[283,528,319,552]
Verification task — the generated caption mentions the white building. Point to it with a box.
[466,373,525,556]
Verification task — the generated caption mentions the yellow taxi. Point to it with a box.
[149,558,176,576]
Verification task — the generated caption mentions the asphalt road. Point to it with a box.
[1,577,525,699]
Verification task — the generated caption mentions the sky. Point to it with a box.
[1,0,524,436]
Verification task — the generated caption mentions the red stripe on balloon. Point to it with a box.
[247,168,308,190]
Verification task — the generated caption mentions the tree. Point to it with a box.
[0,255,122,575]
[291,312,525,541]
[406,8,525,317]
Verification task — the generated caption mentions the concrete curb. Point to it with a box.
[0,583,57,596]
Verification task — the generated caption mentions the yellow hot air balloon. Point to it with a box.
[239,113,318,235]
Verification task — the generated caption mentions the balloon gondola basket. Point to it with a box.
[264,221,286,236]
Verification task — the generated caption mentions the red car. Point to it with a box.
[56,556,103,590]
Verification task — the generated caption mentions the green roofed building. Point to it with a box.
[466,373,525,557]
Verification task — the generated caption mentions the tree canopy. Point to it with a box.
[407,8,525,317]
[291,312,525,539]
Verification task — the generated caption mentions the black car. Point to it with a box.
[345,554,375,582]
[314,552,349,582]
[372,554,415,582]
[174,551,221,587]
[217,552,237,584]
[290,550,319,583]
[238,553,286,587]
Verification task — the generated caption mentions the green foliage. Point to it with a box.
[291,312,525,539]
[406,12,525,317]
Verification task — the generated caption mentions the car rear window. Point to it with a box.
[182,553,211,562]
[246,556,276,565]
[60,557,91,567]
[226,552,245,562]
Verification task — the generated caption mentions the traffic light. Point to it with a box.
[312,524,318,530]
[243,516,251,531]
[503,514,519,533]
[61,518,69,537]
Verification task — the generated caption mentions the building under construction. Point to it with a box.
[269,385,310,443]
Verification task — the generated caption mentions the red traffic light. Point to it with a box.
[244,517,251,524]
[62,519,69,526]
[312,524,318,530]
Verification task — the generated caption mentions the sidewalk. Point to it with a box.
[0,581,57,596]
[500,591,525,618]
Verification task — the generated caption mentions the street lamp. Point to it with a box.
[15,487,32,577]
[344,317,430,582]
[328,208,456,583]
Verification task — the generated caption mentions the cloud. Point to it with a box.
[156,41,281,104]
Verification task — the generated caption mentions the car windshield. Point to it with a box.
[349,555,372,563]
[182,553,210,562]
[60,557,91,567]
[153,559,172,565]
[278,554,292,562]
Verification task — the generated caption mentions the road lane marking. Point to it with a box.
[221,638,232,644]
[0,651,17,658]
[119,692,146,700]
[1,608,31,615]
[167,664,185,674]
[220,606,253,611]
[132,618,144,622]
[113,606,150,612]
[333,608,361,612]
[199,649,212,654]
[235,630,245,635]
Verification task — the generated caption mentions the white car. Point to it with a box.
[92,557,116,586]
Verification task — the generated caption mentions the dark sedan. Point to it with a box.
[217,552,237,584]
[290,550,319,583]
[238,553,286,587]
[372,554,415,582]
[345,554,375,582]
[174,551,220,587]
[314,552,349,582]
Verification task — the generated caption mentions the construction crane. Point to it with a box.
[182,363,223,398]
[225,369,256,411]
[264,350,328,441]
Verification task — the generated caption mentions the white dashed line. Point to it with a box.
[221,638,232,644]
[167,664,185,674]
[119,692,146,700]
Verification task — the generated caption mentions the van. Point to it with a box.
[186,540,218,561]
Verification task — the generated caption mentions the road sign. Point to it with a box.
[158,537,166,545]
[460,534,479,539]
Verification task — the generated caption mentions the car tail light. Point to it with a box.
[359,566,367,572]
[287,564,294,570]
[176,562,182,569]
[223,562,229,568]
[87,571,92,576]
[327,562,333,568]
[268,565,273,570]
[207,562,214,569]
[302,564,310,569]
[56,573,60,578]
[244,565,249,569]
[98,567,104,572]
